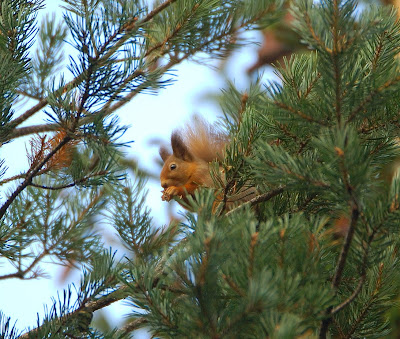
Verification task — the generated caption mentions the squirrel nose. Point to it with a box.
[161,181,168,189]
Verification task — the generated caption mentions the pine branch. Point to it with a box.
[222,274,245,296]
[330,225,378,316]
[8,73,84,130]
[304,72,322,99]
[0,57,95,219]
[7,33,222,140]
[5,0,179,141]
[135,280,176,329]
[331,274,366,315]
[28,171,108,191]
[18,285,129,339]
[0,135,72,220]
[5,0,280,144]
[248,232,258,279]
[0,187,105,280]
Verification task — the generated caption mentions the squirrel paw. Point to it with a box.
[161,186,182,201]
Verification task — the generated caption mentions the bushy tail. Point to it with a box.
[182,116,228,163]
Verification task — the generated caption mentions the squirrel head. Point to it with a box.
[160,132,195,189]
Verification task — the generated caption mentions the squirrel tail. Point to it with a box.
[182,116,228,163]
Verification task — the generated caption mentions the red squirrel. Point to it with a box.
[159,118,257,210]
[159,118,227,205]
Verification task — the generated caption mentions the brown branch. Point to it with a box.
[0,135,72,220]
[117,318,149,335]
[344,262,384,339]
[330,272,366,315]
[334,225,380,337]
[10,98,52,127]
[328,226,382,320]
[29,182,77,190]
[319,206,359,338]
[19,285,129,339]
[319,136,365,337]
[371,32,385,71]
[277,122,299,143]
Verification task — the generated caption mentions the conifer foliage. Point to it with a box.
[1,0,400,338]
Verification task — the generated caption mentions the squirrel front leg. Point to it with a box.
[161,182,199,202]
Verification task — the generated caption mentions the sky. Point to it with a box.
[0,0,276,336]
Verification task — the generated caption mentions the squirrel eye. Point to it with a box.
[170,163,177,170]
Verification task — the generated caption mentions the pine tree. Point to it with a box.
[1,0,400,338]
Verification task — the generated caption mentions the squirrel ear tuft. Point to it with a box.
[159,147,171,162]
[171,132,193,161]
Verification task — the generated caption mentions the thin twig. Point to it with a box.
[330,273,366,315]
[28,171,107,191]
[222,274,245,296]
[29,182,77,190]
[344,262,384,339]
[330,225,378,316]
[0,169,48,186]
